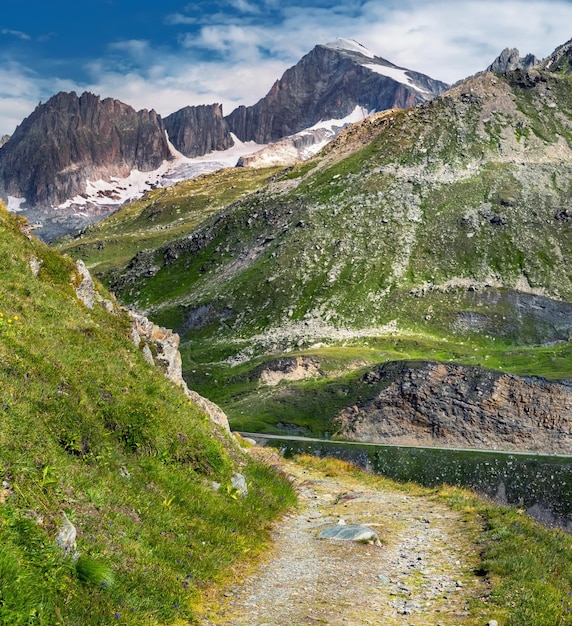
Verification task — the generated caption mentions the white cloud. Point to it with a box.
[1,29,31,41]
[165,12,197,26]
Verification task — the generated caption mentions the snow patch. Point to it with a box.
[306,106,370,133]
[363,63,431,95]
[324,38,375,59]
[58,134,267,210]
[7,196,26,212]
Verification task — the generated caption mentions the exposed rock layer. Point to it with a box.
[335,361,572,454]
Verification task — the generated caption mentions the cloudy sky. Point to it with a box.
[1,0,571,135]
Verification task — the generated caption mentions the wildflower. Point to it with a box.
[13,315,18,321]
[115,612,121,618]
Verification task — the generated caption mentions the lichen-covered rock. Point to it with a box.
[129,311,231,432]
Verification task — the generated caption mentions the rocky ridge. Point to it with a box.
[335,361,572,454]
[0,91,171,207]
[73,256,231,432]
[164,104,234,158]
[226,40,448,144]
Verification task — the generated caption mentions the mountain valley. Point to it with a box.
[3,31,572,625]
[50,39,572,454]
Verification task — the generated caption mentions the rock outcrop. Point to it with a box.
[163,103,234,157]
[335,361,572,454]
[487,48,539,74]
[129,311,231,431]
[226,40,448,144]
[0,91,171,207]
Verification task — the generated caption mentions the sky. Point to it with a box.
[1,0,572,135]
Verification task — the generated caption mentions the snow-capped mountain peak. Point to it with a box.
[324,38,375,59]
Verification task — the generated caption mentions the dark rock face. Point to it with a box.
[163,104,234,158]
[226,43,449,144]
[487,48,539,73]
[540,38,572,74]
[335,361,572,454]
[0,91,171,207]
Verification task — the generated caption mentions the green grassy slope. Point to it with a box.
[0,203,295,625]
[58,66,572,436]
[55,166,284,275]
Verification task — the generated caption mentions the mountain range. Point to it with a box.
[52,36,572,452]
[0,39,448,240]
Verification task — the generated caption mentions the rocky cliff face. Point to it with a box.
[335,362,572,454]
[540,37,572,74]
[226,40,449,144]
[0,91,171,207]
[163,103,234,157]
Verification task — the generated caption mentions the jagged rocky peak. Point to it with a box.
[163,103,234,158]
[0,91,171,207]
[487,47,539,73]
[225,40,449,144]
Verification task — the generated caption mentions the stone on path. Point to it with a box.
[318,524,379,543]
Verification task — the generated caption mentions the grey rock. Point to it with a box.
[318,524,379,543]
[56,512,78,557]
[142,344,155,366]
[29,256,43,277]
[164,104,233,158]
[487,48,538,73]
[231,473,248,497]
[75,259,95,309]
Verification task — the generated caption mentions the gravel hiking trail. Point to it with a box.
[202,449,490,625]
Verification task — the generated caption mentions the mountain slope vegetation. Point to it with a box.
[0,203,295,625]
[58,48,572,437]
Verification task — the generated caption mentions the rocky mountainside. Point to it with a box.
[0,39,448,242]
[163,103,234,157]
[226,39,448,144]
[0,91,171,207]
[336,361,572,453]
[58,37,572,449]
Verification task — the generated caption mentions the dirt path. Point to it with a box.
[203,451,489,625]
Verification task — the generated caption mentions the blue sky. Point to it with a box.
[1,0,572,135]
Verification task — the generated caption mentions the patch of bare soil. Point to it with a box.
[202,449,489,625]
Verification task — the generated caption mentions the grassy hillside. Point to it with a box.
[55,166,284,275]
[0,203,295,625]
[56,66,572,436]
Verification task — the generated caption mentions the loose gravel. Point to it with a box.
[202,449,489,625]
